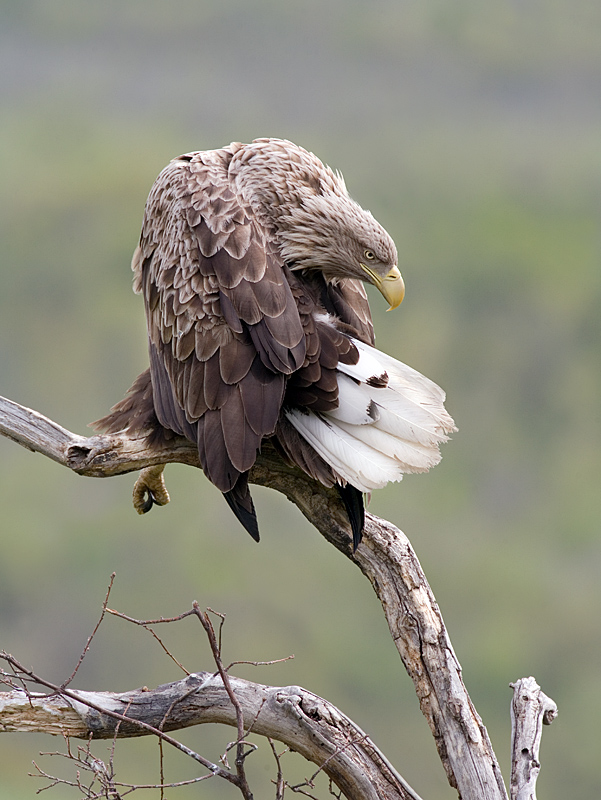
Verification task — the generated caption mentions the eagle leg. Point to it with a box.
[133,465,171,515]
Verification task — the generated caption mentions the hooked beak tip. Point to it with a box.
[382,266,405,311]
[360,263,405,310]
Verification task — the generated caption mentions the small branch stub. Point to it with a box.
[509,677,558,800]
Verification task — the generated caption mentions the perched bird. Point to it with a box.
[94,138,455,549]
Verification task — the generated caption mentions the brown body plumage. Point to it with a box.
[95,138,454,548]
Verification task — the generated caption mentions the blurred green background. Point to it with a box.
[1,1,600,798]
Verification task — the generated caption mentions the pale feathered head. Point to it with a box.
[231,138,405,309]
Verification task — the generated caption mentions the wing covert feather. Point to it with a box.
[135,150,307,492]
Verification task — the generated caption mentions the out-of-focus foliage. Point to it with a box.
[0,2,600,798]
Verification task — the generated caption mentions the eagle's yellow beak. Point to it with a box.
[361,264,405,311]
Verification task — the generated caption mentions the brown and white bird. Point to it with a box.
[95,138,455,549]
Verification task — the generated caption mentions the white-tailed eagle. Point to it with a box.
[95,138,455,549]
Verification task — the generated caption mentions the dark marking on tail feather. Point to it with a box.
[366,371,388,388]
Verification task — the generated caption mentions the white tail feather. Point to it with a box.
[326,374,379,425]
[334,420,441,472]
[286,337,456,492]
[285,408,402,492]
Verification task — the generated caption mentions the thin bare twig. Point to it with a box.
[207,607,227,656]
[288,784,321,799]
[192,603,255,800]
[62,574,116,689]
[112,775,216,790]
[268,738,288,800]
[105,609,197,626]
[106,607,192,675]
[1,663,32,698]
[287,733,369,799]
[226,656,295,671]
[32,735,122,800]
[158,734,165,800]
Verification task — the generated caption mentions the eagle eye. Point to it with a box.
[364,249,375,260]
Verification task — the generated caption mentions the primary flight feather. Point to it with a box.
[94,138,455,549]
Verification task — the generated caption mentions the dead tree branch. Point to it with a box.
[0,659,417,800]
[510,677,558,800]
[0,394,558,799]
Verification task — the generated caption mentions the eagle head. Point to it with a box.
[230,139,405,310]
[279,191,405,311]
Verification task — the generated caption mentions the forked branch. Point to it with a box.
[0,394,557,799]
[0,653,417,800]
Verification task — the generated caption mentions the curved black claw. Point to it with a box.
[138,490,155,514]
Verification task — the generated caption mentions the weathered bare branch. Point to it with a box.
[510,676,558,800]
[0,395,200,476]
[0,670,418,800]
[0,393,554,800]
